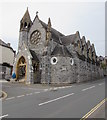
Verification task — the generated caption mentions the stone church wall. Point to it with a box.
[50,56,76,84]
[73,58,104,83]
[28,18,46,56]
[41,55,51,84]
[14,9,105,85]
[40,55,105,84]
[41,56,77,84]
[76,59,87,83]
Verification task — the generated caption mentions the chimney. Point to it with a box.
[7,43,10,47]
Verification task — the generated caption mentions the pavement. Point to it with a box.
[1,78,106,119]
[88,100,106,118]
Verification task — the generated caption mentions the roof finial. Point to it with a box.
[48,18,51,26]
[47,17,51,30]
[36,11,38,16]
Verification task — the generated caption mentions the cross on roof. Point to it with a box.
[36,11,38,16]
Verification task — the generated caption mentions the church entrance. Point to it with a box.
[16,56,27,81]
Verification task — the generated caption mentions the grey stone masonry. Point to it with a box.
[18,31,28,51]
[13,9,105,84]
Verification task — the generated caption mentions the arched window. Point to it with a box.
[28,23,31,29]
[18,56,26,65]
[20,23,23,29]
[24,22,27,28]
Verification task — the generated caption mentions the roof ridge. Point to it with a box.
[0,39,15,53]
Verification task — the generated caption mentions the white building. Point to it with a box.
[0,39,16,79]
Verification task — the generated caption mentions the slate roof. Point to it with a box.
[21,8,32,23]
[61,34,76,46]
[40,20,79,47]
[40,20,65,44]
[30,50,39,61]
[0,39,8,46]
[0,39,15,53]
[51,44,72,57]
[33,16,98,60]
[38,19,77,57]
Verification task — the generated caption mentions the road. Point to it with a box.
[1,78,106,119]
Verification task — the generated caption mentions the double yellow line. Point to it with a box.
[80,98,107,120]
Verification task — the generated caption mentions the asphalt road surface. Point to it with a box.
[1,78,106,119]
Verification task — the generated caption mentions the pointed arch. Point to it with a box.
[20,22,23,30]
[24,22,27,28]
[28,23,31,29]
[16,56,27,81]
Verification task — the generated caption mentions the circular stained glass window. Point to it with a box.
[30,30,41,45]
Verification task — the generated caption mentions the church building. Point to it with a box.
[13,8,104,84]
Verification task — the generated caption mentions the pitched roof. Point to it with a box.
[0,39,15,53]
[32,15,80,47]
[40,20,64,44]
[32,15,99,59]
[81,36,86,46]
[21,8,32,23]
[87,40,91,49]
[0,39,8,46]
[29,50,39,61]
[61,34,76,46]
[51,44,72,57]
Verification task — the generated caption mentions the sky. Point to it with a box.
[0,0,106,56]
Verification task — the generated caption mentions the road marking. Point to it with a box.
[6,97,15,100]
[82,86,95,91]
[56,86,72,89]
[53,87,58,90]
[99,83,104,86]
[28,88,42,90]
[21,85,73,92]
[26,93,33,96]
[0,80,8,83]
[17,95,25,98]
[0,114,8,118]
[49,88,53,90]
[34,92,40,94]
[61,86,65,89]
[21,87,36,90]
[21,87,44,91]
[48,86,73,91]
[44,89,48,91]
[2,85,11,87]
[58,87,62,89]
[65,86,72,88]
[5,92,41,100]
[80,98,107,120]
[39,93,74,106]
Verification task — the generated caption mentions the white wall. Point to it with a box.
[0,45,14,66]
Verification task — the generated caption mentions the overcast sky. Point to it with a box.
[0,0,106,56]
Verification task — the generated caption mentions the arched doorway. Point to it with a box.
[16,56,27,81]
